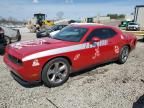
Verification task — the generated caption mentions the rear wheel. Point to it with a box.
[117,46,129,64]
[42,58,70,87]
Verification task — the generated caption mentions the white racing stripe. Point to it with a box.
[22,40,108,62]
[22,43,87,61]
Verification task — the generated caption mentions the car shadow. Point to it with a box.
[70,61,115,77]
[133,94,144,108]
[12,77,43,88]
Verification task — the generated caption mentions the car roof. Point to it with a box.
[129,22,137,24]
[70,23,115,29]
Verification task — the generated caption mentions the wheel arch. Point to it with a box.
[124,44,131,52]
[41,56,72,79]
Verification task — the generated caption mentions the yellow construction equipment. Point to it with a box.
[26,13,54,32]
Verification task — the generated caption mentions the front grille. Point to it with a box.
[8,54,22,65]
[129,27,136,29]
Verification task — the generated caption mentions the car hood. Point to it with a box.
[8,38,76,57]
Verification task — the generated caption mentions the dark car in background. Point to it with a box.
[36,24,67,38]
[119,20,132,30]
[0,27,7,54]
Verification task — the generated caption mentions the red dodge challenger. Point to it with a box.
[4,24,137,87]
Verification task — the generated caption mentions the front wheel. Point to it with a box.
[42,58,70,87]
[117,46,129,64]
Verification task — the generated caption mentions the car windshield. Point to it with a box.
[129,22,137,25]
[53,26,88,42]
[50,25,58,30]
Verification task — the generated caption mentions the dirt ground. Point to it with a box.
[0,29,144,108]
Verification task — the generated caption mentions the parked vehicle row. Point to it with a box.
[1,26,21,43]
[119,20,132,30]
[0,26,21,54]
[119,21,140,31]
[36,24,67,38]
[0,27,7,54]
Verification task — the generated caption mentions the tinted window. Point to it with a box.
[87,28,117,41]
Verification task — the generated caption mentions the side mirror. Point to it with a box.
[91,37,100,43]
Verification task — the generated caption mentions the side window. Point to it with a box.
[87,28,117,41]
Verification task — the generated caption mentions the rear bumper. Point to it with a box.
[127,27,139,31]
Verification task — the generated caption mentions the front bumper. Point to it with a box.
[4,54,42,83]
[11,71,41,86]
[127,27,139,31]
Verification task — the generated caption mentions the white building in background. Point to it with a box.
[134,5,144,30]
[93,16,110,23]
[82,16,110,23]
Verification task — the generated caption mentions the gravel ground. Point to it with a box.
[0,29,144,108]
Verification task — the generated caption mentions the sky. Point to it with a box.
[0,0,144,20]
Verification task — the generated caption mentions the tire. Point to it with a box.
[117,46,129,64]
[4,36,11,44]
[42,58,70,87]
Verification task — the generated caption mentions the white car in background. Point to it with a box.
[126,22,140,31]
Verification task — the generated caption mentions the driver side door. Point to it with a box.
[85,28,117,65]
